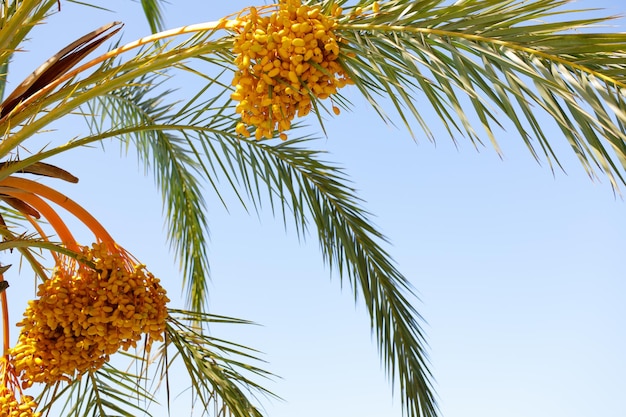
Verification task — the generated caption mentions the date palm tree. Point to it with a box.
[0,0,625,416]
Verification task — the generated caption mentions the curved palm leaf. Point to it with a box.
[137,0,166,33]
[0,0,58,101]
[337,0,626,189]
[0,23,234,159]
[0,0,166,101]
[30,310,271,417]
[36,357,158,417]
[161,310,276,417]
[198,130,438,417]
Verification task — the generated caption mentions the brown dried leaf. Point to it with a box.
[0,22,123,117]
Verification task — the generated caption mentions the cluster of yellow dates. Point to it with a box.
[1,357,40,417]
[0,386,40,417]
[232,0,352,140]
[8,243,169,387]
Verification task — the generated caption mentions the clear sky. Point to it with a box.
[4,1,626,417]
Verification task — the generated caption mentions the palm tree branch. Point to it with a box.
[0,32,235,158]
[138,0,166,33]
[160,309,276,417]
[36,360,157,417]
[0,227,55,281]
[0,0,166,99]
[0,0,57,63]
[337,15,626,188]
[196,131,437,417]
[0,0,58,102]
[340,23,626,88]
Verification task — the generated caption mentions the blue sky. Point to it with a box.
[4,1,626,416]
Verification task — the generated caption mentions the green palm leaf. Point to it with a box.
[337,0,626,189]
[36,360,157,417]
[161,310,276,417]
[199,130,438,417]
[137,0,166,33]
[0,0,58,102]
[29,310,271,417]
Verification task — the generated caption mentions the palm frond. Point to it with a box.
[161,309,276,417]
[29,102,437,416]
[138,0,166,33]
[0,0,58,101]
[0,0,164,102]
[36,360,158,417]
[194,127,438,417]
[0,0,57,65]
[336,0,626,189]
[0,22,234,160]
